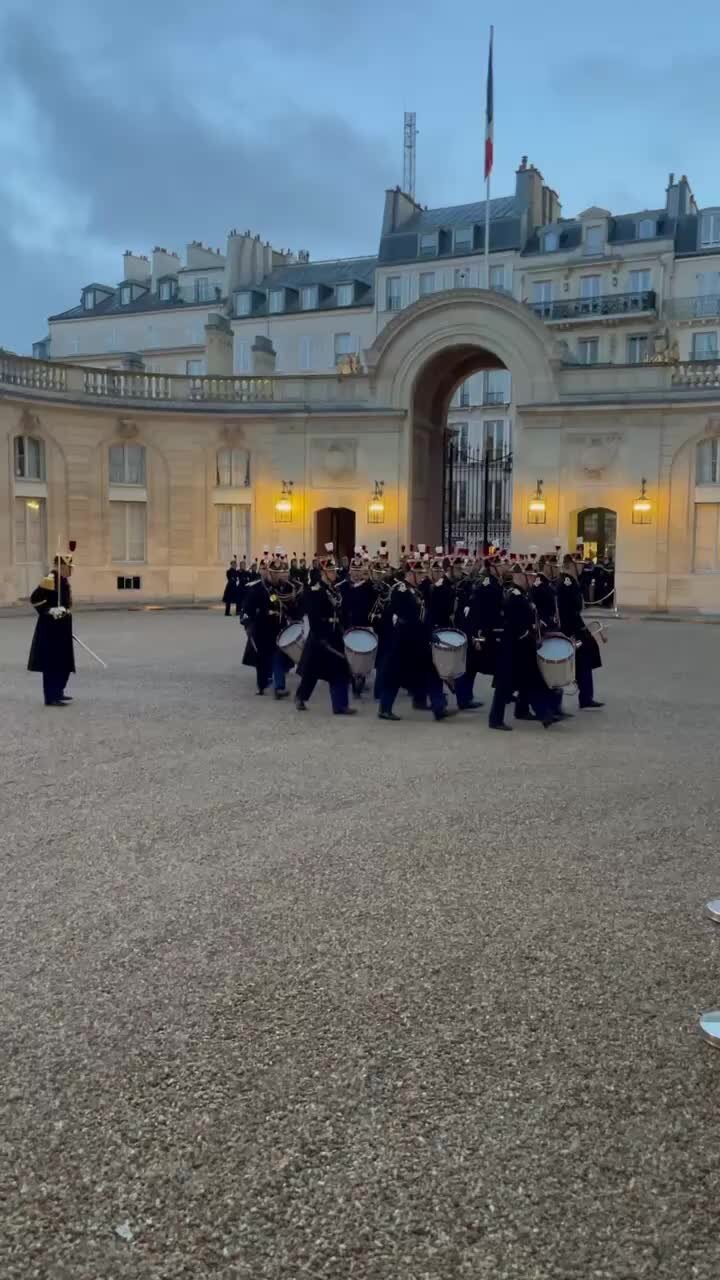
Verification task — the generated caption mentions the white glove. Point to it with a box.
[49,606,67,620]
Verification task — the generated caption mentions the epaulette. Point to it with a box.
[511,587,521,595]
[311,582,321,591]
[40,575,55,590]
[481,576,489,586]
[394,582,407,593]
[563,576,573,586]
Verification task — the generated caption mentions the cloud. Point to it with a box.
[0,3,396,351]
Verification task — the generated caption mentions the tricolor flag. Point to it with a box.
[484,27,494,181]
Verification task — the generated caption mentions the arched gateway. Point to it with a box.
[366,288,562,547]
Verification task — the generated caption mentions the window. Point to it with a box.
[697,439,720,484]
[120,286,132,306]
[452,423,469,460]
[334,332,354,364]
[543,231,559,252]
[638,219,655,240]
[483,420,507,453]
[419,271,436,297]
[234,291,252,316]
[186,359,205,376]
[195,278,210,302]
[83,290,95,310]
[14,495,47,570]
[700,213,720,249]
[580,275,601,304]
[235,340,250,373]
[629,269,651,294]
[386,276,402,310]
[269,290,284,314]
[14,435,45,481]
[301,286,318,310]
[627,335,648,364]
[32,340,49,360]
[111,502,146,563]
[694,504,720,572]
[489,265,506,292]
[454,228,473,253]
[216,447,250,488]
[419,233,437,256]
[693,332,719,361]
[458,382,471,407]
[109,443,146,486]
[298,335,312,371]
[159,281,175,302]
[577,338,599,365]
[217,504,250,563]
[584,225,604,253]
[485,370,510,404]
[336,283,354,307]
[532,280,553,316]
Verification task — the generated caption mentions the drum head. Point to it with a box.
[344,627,378,654]
[433,628,466,650]
[539,635,574,660]
[279,622,304,645]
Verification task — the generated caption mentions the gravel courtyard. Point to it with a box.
[2,609,720,1280]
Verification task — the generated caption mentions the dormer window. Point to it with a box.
[195,278,210,303]
[83,290,95,310]
[454,228,473,253]
[269,289,285,314]
[159,279,177,302]
[120,286,132,306]
[638,218,656,240]
[419,233,438,257]
[234,291,252,316]
[336,283,354,307]
[543,231,559,252]
[584,225,604,254]
[700,212,720,249]
[301,286,318,310]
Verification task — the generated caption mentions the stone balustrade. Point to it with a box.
[672,361,720,389]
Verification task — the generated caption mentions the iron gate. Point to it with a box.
[442,431,513,552]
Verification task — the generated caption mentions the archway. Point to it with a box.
[365,289,561,548]
[315,507,356,561]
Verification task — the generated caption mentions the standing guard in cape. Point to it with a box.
[376,560,455,722]
[295,550,354,715]
[489,566,555,731]
[28,552,76,707]
[557,555,604,709]
[223,557,239,616]
[242,552,299,699]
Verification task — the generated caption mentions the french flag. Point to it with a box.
[484,27,494,182]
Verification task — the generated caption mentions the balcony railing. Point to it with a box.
[667,295,720,322]
[0,353,274,404]
[672,360,720,389]
[531,290,656,322]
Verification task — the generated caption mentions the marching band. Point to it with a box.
[233,543,608,729]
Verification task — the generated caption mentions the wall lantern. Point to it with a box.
[527,479,547,525]
[367,480,385,524]
[632,477,652,525]
[274,479,294,523]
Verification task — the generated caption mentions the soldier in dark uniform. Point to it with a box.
[28,555,75,706]
[339,555,376,698]
[223,557,238,616]
[557,556,604,709]
[295,557,354,714]
[376,561,455,722]
[456,558,503,707]
[242,554,299,699]
[489,568,555,731]
[234,559,250,614]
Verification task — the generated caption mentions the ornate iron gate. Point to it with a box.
[442,431,513,552]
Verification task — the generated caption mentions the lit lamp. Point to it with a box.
[527,479,546,525]
[632,477,652,525]
[367,480,385,525]
[274,480,294,523]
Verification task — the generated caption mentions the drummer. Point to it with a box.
[241,551,299,698]
[376,560,455,723]
[338,550,376,699]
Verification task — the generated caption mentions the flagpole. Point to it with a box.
[484,25,494,289]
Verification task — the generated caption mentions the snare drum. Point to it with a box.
[431,627,467,684]
[277,621,305,665]
[537,632,575,689]
[343,627,379,677]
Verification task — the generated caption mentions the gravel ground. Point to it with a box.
[2,610,720,1280]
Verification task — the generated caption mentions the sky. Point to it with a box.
[1,0,719,353]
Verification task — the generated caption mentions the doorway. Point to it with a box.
[315,507,356,561]
[577,507,617,562]
[14,496,47,598]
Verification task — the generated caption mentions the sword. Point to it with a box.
[73,634,108,668]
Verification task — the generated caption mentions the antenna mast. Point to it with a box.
[403,111,417,200]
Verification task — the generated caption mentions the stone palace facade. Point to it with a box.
[2,160,720,610]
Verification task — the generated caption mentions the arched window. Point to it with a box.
[14,435,45,481]
[216,447,250,488]
[694,438,720,573]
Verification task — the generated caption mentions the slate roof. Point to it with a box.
[402,196,522,231]
[256,256,377,291]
